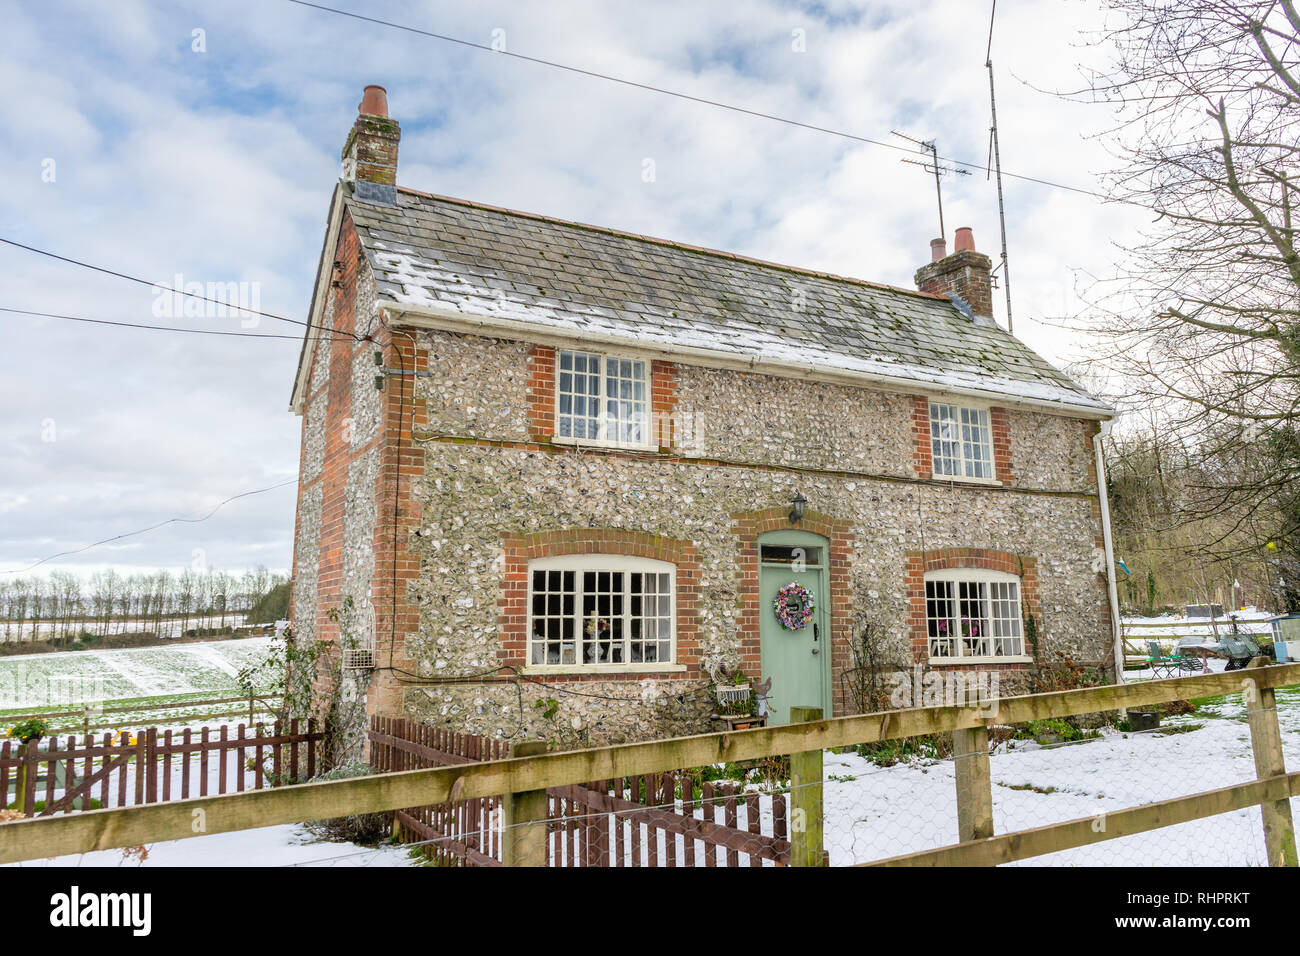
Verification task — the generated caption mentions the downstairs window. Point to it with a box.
[925,569,1024,660]
[528,556,674,668]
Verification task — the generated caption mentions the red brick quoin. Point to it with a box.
[904,547,1041,670]
[497,528,702,682]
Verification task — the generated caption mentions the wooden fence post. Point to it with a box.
[13,741,33,816]
[789,706,826,867]
[1244,662,1298,866]
[952,723,994,842]
[501,741,549,867]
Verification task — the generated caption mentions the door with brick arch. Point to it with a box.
[758,529,831,725]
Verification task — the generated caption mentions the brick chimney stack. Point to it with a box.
[914,226,994,320]
[342,85,400,205]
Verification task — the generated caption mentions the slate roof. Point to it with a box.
[343,186,1109,413]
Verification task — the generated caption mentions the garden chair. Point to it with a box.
[1145,640,1180,678]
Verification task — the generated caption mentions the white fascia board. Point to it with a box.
[289,183,346,415]
[378,301,1116,421]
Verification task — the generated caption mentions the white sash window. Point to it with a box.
[556,350,650,448]
[929,402,994,480]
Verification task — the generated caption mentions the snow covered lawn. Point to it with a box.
[820,682,1299,865]
[6,824,415,868]
[5,664,1294,867]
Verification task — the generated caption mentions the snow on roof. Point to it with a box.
[344,187,1111,413]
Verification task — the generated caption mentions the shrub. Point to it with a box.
[1013,718,1101,745]
[855,734,950,767]
[304,762,392,845]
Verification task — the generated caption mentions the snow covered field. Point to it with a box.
[0,636,273,713]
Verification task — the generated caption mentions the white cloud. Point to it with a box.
[0,0,1141,578]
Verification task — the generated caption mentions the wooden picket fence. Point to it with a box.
[368,716,791,866]
[1,719,323,817]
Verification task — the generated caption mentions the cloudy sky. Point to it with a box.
[0,0,1142,580]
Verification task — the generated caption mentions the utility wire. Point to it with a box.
[282,0,1116,205]
[0,306,306,340]
[0,237,362,343]
[0,479,299,575]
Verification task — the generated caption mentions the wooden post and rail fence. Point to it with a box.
[0,663,1297,866]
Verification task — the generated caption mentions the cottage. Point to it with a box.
[288,86,1122,753]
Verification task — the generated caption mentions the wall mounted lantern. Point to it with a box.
[789,492,807,525]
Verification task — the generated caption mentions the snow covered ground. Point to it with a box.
[4,654,1294,867]
[819,683,1296,865]
[0,636,273,712]
[7,824,414,868]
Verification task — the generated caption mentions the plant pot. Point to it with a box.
[1129,710,1160,732]
[714,713,766,731]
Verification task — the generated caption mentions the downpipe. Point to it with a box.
[1094,420,1126,686]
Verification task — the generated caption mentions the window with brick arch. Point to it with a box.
[925,568,1024,660]
[929,402,994,480]
[528,555,674,668]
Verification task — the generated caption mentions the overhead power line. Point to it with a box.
[0,306,306,340]
[0,479,300,575]
[283,0,1115,205]
[0,237,362,343]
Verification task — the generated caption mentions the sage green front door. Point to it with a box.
[758,530,831,725]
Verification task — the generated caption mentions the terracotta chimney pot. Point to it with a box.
[954,226,976,252]
[358,85,389,117]
[930,238,947,262]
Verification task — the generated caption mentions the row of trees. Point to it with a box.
[0,567,289,643]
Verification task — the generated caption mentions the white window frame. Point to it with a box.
[554,349,653,450]
[928,401,997,483]
[523,554,682,675]
[924,568,1030,663]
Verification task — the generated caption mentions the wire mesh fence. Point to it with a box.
[815,691,1291,866]
[355,679,1300,868]
[362,685,1287,867]
[9,668,1294,868]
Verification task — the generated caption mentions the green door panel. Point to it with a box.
[757,530,831,725]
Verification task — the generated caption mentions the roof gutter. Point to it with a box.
[379,301,1116,421]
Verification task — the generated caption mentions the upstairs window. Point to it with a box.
[925,569,1024,660]
[528,556,675,668]
[929,402,993,480]
[557,350,649,447]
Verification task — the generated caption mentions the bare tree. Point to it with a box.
[1072,1,1300,601]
